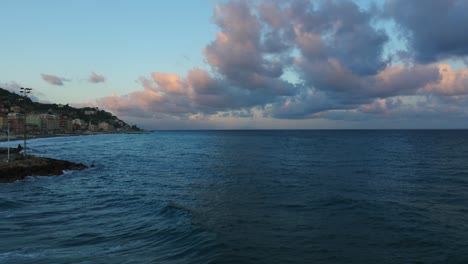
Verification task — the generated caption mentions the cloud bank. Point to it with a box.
[94,0,468,129]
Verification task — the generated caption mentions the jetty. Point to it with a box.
[0,147,87,183]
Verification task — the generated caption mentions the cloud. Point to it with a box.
[204,1,296,96]
[0,81,21,93]
[423,64,468,95]
[91,0,468,129]
[89,72,106,83]
[358,97,403,114]
[0,81,44,102]
[41,74,69,86]
[384,0,468,63]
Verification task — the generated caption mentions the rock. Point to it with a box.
[0,148,20,155]
[0,156,88,183]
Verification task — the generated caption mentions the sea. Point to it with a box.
[1,130,468,264]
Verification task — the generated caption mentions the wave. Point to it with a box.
[0,199,26,209]
[0,251,44,262]
[3,131,468,263]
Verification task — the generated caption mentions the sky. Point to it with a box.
[1,0,468,129]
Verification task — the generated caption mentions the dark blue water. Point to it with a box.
[1,130,468,263]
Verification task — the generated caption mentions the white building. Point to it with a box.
[98,122,113,132]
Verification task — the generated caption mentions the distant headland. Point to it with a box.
[0,87,142,141]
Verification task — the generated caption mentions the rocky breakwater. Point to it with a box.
[0,148,87,183]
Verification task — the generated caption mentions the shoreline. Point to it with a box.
[0,131,150,143]
[0,132,148,182]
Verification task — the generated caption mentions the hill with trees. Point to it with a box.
[0,87,142,133]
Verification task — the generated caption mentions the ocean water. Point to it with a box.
[1,130,468,264]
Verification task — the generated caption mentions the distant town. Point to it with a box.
[0,87,142,139]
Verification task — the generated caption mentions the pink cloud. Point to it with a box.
[423,64,468,95]
[41,74,69,86]
[358,98,403,114]
[294,25,325,59]
[258,2,286,29]
[89,72,106,83]
[151,73,184,94]
[90,0,468,129]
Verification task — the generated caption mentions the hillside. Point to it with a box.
[0,87,141,132]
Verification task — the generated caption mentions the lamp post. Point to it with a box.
[7,119,10,162]
[20,87,32,159]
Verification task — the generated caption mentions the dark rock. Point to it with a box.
[0,148,20,155]
[0,156,88,183]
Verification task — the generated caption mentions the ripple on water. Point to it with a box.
[2,131,468,263]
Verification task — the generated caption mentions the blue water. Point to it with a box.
[1,130,468,263]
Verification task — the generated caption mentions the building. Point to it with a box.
[98,122,113,132]
[7,112,25,133]
[40,114,60,133]
[88,122,97,132]
[26,114,43,133]
[72,119,85,130]
[10,106,22,113]
[59,117,72,132]
[0,114,7,130]
[0,104,8,114]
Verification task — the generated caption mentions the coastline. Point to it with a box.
[0,131,150,143]
[0,133,83,143]
[0,131,150,182]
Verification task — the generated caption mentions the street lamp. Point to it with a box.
[20,87,32,159]
[6,119,10,162]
